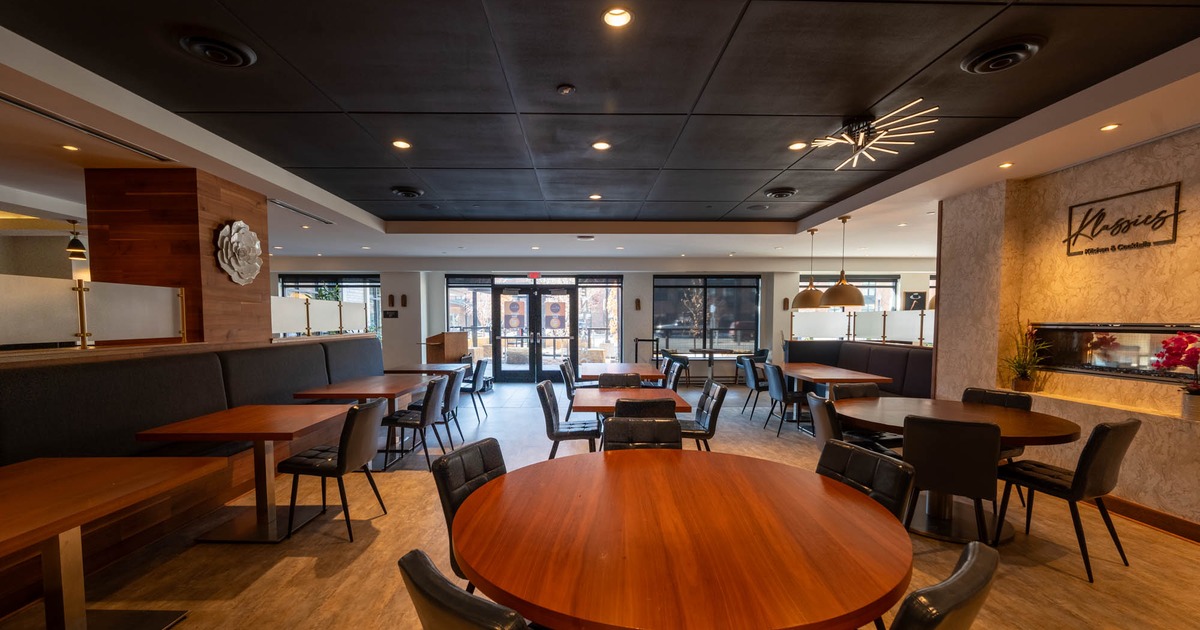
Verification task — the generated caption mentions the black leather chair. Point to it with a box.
[679,379,727,451]
[645,356,673,388]
[902,415,1001,543]
[829,382,882,400]
[963,386,1032,504]
[816,439,914,520]
[461,359,490,419]
[278,398,388,542]
[663,350,691,387]
[431,437,507,594]
[808,392,899,457]
[598,372,642,388]
[889,542,1000,630]
[764,363,805,436]
[603,417,683,450]
[536,380,599,459]
[382,377,448,471]
[663,361,684,392]
[741,357,770,421]
[734,348,769,385]
[398,549,529,630]
[613,397,677,418]
[994,418,1141,582]
[410,368,466,446]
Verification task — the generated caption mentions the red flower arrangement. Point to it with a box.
[1152,332,1200,395]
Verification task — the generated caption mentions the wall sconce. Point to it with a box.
[782,297,790,310]
[387,294,394,307]
[400,294,408,308]
[635,298,641,311]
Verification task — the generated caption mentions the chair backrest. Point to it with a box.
[336,398,387,475]
[961,387,1032,411]
[558,361,577,399]
[444,368,466,415]
[752,348,770,361]
[603,417,683,450]
[671,353,690,368]
[692,379,727,437]
[764,363,788,402]
[1071,418,1142,501]
[817,439,914,519]
[830,383,882,400]
[470,359,489,390]
[398,549,528,630]
[903,415,1001,500]
[664,361,683,391]
[890,542,1000,630]
[535,380,563,440]
[613,397,676,418]
[598,372,641,388]
[431,437,507,581]
[807,392,844,448]
[418,378,448,429]
[744,357,764,389]
[659,356,674,376]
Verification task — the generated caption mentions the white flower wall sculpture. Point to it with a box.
[215,220,263,286]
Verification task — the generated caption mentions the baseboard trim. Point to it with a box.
[1103,496,1200,543]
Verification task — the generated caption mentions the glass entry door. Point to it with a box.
[492,287,578,382]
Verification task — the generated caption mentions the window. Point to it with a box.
[447,282,493,350]
[810,275,899,312]
[277,274,382,335]
[653,276,759,352]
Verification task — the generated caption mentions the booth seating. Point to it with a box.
[783,340,933,398]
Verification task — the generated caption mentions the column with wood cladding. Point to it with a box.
[84,168,271,343]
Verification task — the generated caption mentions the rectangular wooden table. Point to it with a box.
[577,362,665,382]
[571,388,692,413]
[0,457,224,630]
[778,362,894,385]
[137,405,349,544]
[385,363,469,376]
[292,373,434,414]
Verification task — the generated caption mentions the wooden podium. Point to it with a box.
[425,332,468,363]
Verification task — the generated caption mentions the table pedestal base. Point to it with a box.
[198,505,323,544]
[907,494,1013,544]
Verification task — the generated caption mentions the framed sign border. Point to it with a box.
[1065,181,1182,257]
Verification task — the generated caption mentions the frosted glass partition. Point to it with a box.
[792,311,849,340]
[0,274,78,347]
[308,299,342,333]
[887,310,935,345]
[271,296,309,334]
[855,312,885,340]
[342,302,367,331]
[89,282,180,341]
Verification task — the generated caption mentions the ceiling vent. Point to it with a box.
[960,36,1045,75]
[764,188,797,199]
[391,186,425,198]
[179,35,258,68]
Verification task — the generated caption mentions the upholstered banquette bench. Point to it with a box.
[783,340,933,398]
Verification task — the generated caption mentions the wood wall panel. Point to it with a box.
[196,171,271,343]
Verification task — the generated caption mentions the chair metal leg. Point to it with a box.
[287,474,300,539]
[363,467,386,514]
[903,488,920,529]
[993,482,1013,546]
[478,393,488,417]
[1068,500,1094,582]
[1025,489,1036,535]
[763,401,776,429]
[776,401,788,437]
[418,427,433,470]
[695,439,703,450]
[336,476,353,542]
[1095,498,1129,566]
[451,410,465,442]
[466,582,476,594]
[747,389,761,421]
[742,388,753,412]
[588,438,596,452]
[874,618,886,630]
[703,439,711,452]
[429,424,447,454]
[549,440,560,459]
[469,391,481,418]
[973,498,988,543]
[320,477,327,513]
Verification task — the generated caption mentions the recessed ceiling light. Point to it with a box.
[897,223,908,227]
[926,211,936,215]
[268,253,274,257]
[273,246,283,250]
[316,253,322,257]
[61,145,79,151]
[728,252,735,257]
[1100,123,1121,132]
[577,235,595,241]
[998,162,1014,169]
[531,246,540,250]
[857,247,868,251]
[616,246,625,250]
[788,142,807,151]
[589,194,603,200]
[557,84,576,95]
[301,224,310,229]
[592,141,611,151]
[774,246,783,250]
[392,140,412,149]
[603,8,632,27]
[680,254,686,257]
[361,246,371,250]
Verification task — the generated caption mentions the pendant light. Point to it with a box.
[819,216,864,307]
[66,220,87,261]
[792,228,824,309]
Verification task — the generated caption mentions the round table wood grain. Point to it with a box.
[452,450,913,630]
[833,398,1081,447]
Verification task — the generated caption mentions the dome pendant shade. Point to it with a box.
[820,271,864,307]
[793,280,825,309]
[65,220,87,261]
[66,236,86,253]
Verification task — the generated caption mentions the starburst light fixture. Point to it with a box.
[812,98,939,170]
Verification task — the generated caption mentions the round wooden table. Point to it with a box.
[453,450,913,630]
[834,397,1081,543]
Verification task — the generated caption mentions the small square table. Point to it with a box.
[292,374,434,414]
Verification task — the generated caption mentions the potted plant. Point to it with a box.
[1152,332,1200,420]
[1002,319,1050,392]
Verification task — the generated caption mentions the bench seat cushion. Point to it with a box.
[218,344,330,407]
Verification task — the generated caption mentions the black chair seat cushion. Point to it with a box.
[383,410,422,428]
[554,419,601,439]
[998,459,1074,497]
[678,419,704,438]
[278,445,340,476]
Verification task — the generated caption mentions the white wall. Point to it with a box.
[620,273,654,362]
[379,271,425,367]
[423,271,447,336]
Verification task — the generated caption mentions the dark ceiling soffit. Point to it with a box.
[383,220,800,235]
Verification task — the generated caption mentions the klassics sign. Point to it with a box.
[1063,182,1184,256]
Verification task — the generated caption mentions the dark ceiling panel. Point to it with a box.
[521,115,687,168]
[536,169,659,200]
[351,114,531,168]
[412,169,543,200]
[879,5,1200,118]
[666,116,843,169]
[546,201,642,220]
[221,0,513,112]
[648,170,778,201]
[484,0,746,113]
[724,201,826,221]
[353,200,464,220]
[696,1,1003,115]
[0,0,336,112]
[182,113,399,167]
[752,170,894,203]
[792,117,1015,171]
[287,168,437,201]
[455,201,550,220]
[638,202,736,220]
